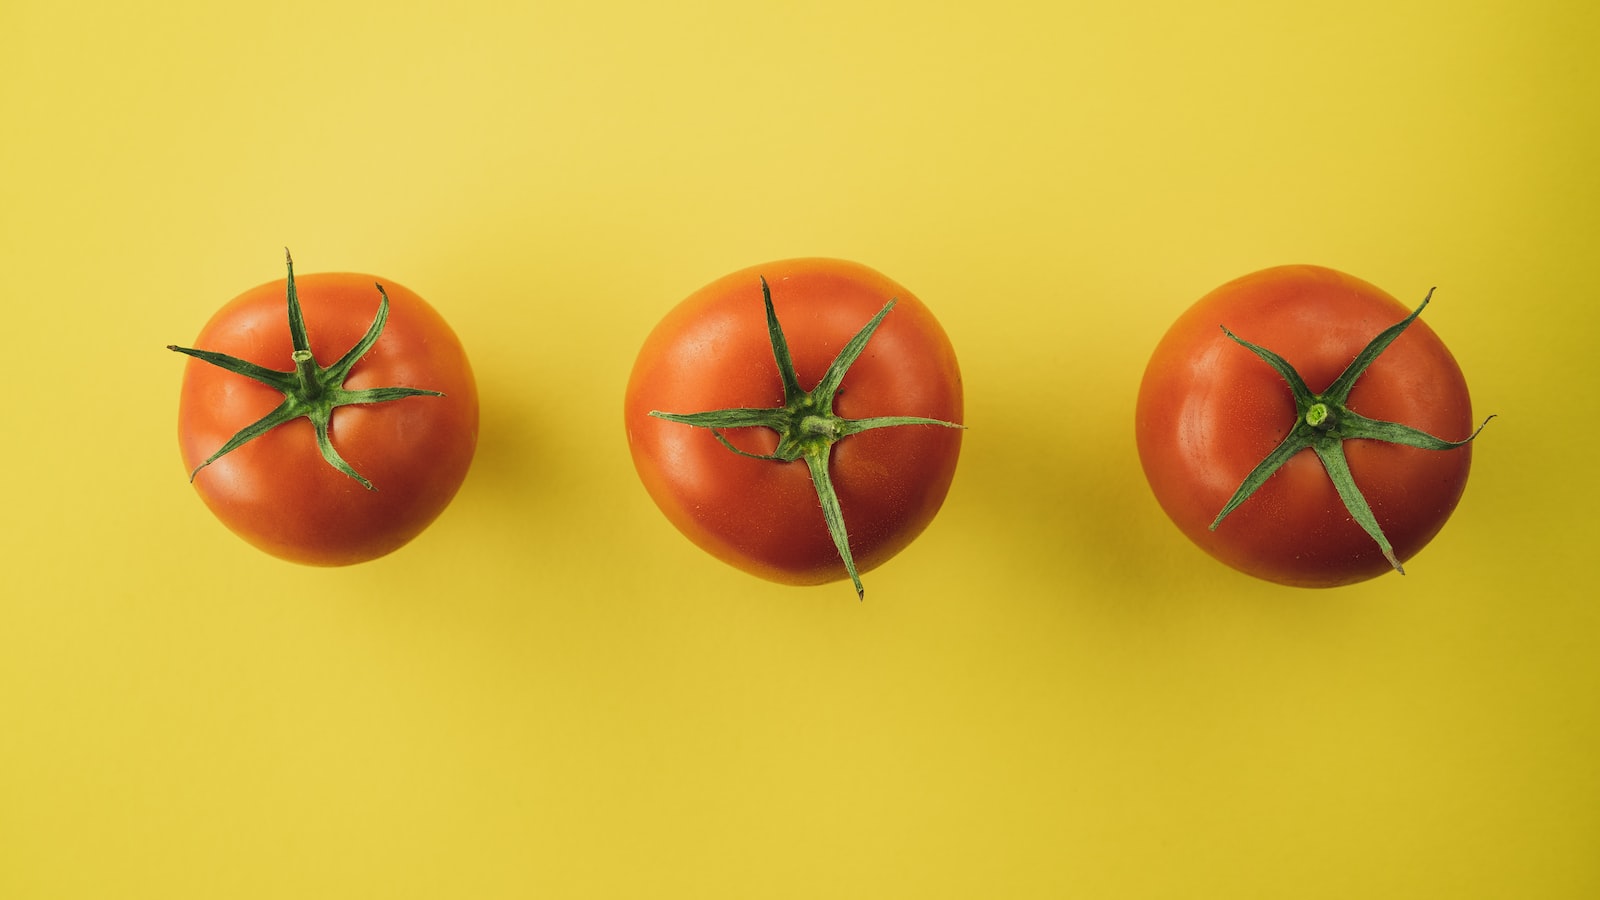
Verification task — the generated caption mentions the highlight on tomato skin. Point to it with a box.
[170,252,479,566]
[1134,264,1490,588]
[624,258,965,598]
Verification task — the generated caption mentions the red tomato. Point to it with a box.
[625,259,964,596]
[1136,265,1485,588]
[173,256,478,565]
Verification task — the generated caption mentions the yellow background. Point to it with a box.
[3,0,1596,897]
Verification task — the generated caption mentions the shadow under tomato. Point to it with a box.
[950,394,1230,606]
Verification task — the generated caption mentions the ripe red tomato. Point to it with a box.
[1136,265,1487,588]
[625,259,964,597]
[172,255,478,566]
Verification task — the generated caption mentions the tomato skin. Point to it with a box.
[625,259,964,587]
[1136,265,1477,588]
[177,273,478,566]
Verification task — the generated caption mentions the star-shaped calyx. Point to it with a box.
[1211,288,1493,573]
[168,250,443,490]
[649,277,964,599]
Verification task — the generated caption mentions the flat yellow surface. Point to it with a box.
[4,1,1596,897]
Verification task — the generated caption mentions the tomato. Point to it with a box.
[625,259,964,597]
[172,253,478,566]
[1136,265,1489,588]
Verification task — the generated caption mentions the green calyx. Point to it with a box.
[1210,288,1494,574]
[168,250,443,490]
[650,277,964,599]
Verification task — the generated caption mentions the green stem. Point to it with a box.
[799,415,840,439]
[292,350,323,400]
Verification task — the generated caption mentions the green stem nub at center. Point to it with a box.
[649,277,963,599]
[800,415,840,439]
[292,350,323,400]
